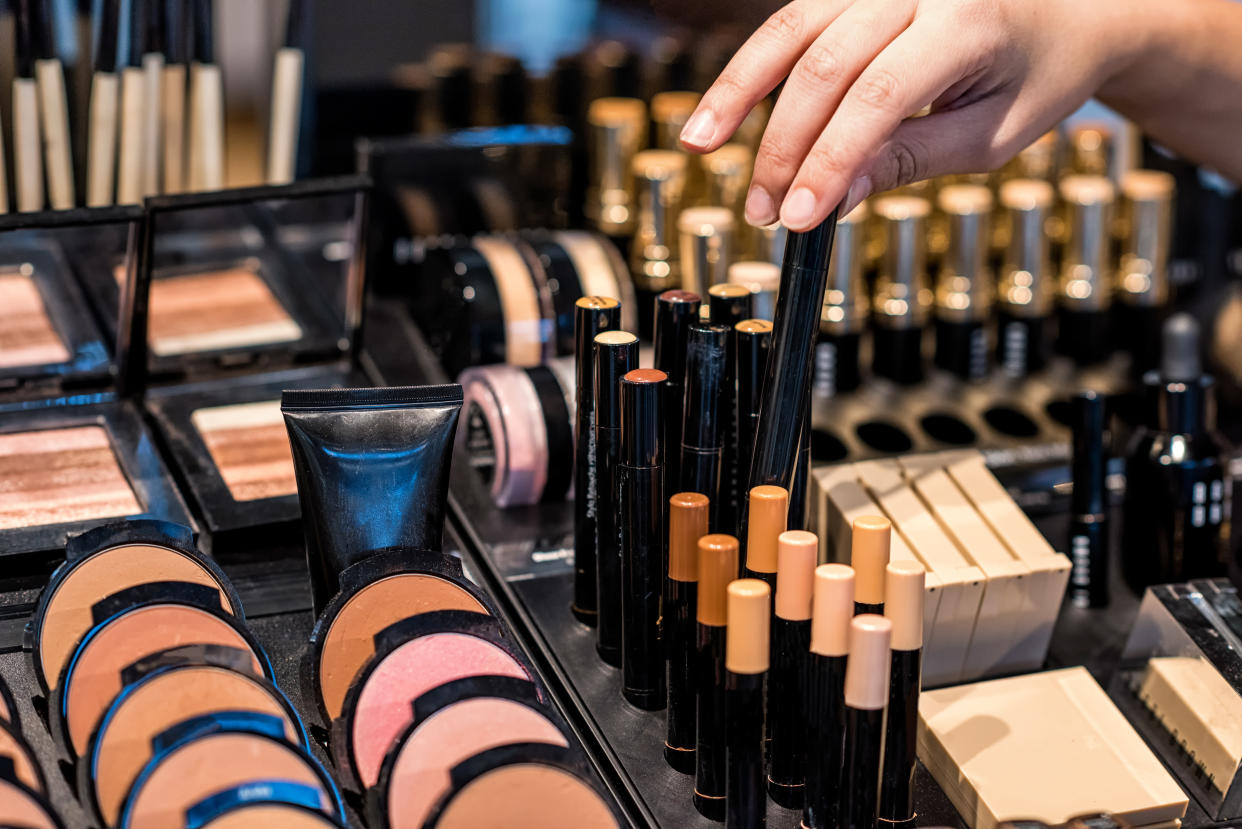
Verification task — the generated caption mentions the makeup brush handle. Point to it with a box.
[35,59,75,209]
[267,46,303,185]
[117,67,145,205]
[87,72,119,207]
[13,77,44,212]
[162,64,187,194]
[189,62,224,191]
[141,53,164,197]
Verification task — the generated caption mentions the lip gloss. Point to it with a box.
[726,579,771,829]
[767,530,817,809]
[840,614,893,829]
[573,297,622,625]
[665,492,710,773]
[694,533,739,821]
[681,323,730,531]
[878,560,925,825]
[803,564,854,829]
[851,516,891,616]
[744,485,787,587]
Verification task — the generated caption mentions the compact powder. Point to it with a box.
[317,574,488,720]
[131,265,302,356]
[64,604,262,756]
[0,725,44,793]
[0,267,71,369]
[0,777,58,829]
[352,634,530,788]
[471,237,544,367]
[430,764,619,829]
[191,400,297,502]
[123,733,331,829]
[386,698,567,827]
[91,665,299,825]
[36,543,235,690]
[0,425,141,532]
[197,805,342,829]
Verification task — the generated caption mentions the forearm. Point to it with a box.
[1098,0,1242,182]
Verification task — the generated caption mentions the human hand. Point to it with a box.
[680,0,1141,230]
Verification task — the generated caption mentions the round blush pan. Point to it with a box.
[349,632,530,789]
[0,721,46,794]
[428,763,619,829]
[0,777,61,829]
[121,732,335,829]
[34,543,237,690]
[87,665,301,826]
[316,573,489,721]
[61,603,265,757]
[385,697,567,828]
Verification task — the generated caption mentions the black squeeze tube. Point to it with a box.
[709,288,754,537]
[841,705,885,829]
[620,371,667,710]
[744,215,839,540]
[1069,391,1109,608]
[595,334,638,666]
[655,290,701,571]
[573,299,621,625]
[281,385,463,616]
[736,321,772,524]
[665,580,697,773]
[681,324,730,532]
[767,613,811,808]
[802,652,848,829]
[726,671,766,829]
[693,621,728,820]
[878,647,921,824]
[995,311,1047,377]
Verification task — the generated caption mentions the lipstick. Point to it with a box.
[996,179,1055,378]
[666,492,710,773]
[851,516,891,616]
[840,614,893,829]
[694,533,739,821]
[630,150,689,337]
[934,185,994,382]
[878,560,925,825]
[1116,170,1175,377]
[1056,175,1115,366]
[744,485,787,588]
[710,283,754,535]
[803,564,854,829]
[655,290,702,511]
[736,319,773,522]
[679,207,735,297]
[594,329,639,666]
[816,203,869,397]
[620,369,668,709]
[573,297,622,625]
[680,323,730,531]
[587,98,646,238]
[1069,390,1109,609]
[767,530,817,809]
[725,579,771,829]
[871,197,931,385]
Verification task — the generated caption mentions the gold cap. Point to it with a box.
[775,530,818,621]
[630,150,688,291]
[810,564,855,656]
[697,534,739,626]
[679,207,735,296]
[669,492,710,582]
[1118,170,1174,308]
[726,579,771,674]
[851,515,891,605]
[844,615,893,710]
[872,197,932,330]
[997,179,1055,317]
[1059,175,1115,311]
[884,559,926,651]
[936,185,994,322]
[576,295,621,311]
[735,318,773,335]
[587,98,647,235]
[745,485,788,575]
[823,202,870,336]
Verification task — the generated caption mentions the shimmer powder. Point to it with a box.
[191,400,297,502]
[122,733,332,829]
[431,764,619,829]
[0,777,58,829]
[352,634,529,788]
[198,805,342,829]
[386,698,566,827]
[90,665,299,825]
[317,575,488,720]
[0,724,44,793]
[36,544,235,690]
[0,267,71,369]
[0,426,141,532]
[63,604,262,756]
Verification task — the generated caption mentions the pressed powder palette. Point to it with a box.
[331,610,533,791]
[191,400,298,502]
[0,267,72,369]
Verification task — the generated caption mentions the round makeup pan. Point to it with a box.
[185,782,347,829]
[56,598,269,757]
[0,720,47,795]
[27,520,240,693]
[336,610,531,791]
[0,775,63,829]
[83,660,303,827]
[120,716,340,829]
[378,676,567,829]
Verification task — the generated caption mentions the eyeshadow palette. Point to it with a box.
[191,400,299,503]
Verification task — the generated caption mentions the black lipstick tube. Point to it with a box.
[620,369,668,709]
[803,651,848,829]
[694,622,728,819]
[655,290,702,553]
[736,320,773,520]
[768,616,810,807]
[878,647,921,823]
[595,331,638,666]
[573,297,622,624]
[1069,390,1109,608]
[726,674,766,829]
[709,284,753,537]
[681,323,730,531]
[843,703,885,828]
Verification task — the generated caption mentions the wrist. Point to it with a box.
[1091,0,1166,104]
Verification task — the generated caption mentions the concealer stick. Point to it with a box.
[767,530,817,808]
[841,615,892,829]
[665,492,709,773]
[851,515,891,615]
[802,564,854,829]
[878,560,925,825]
[693,533,739,821]
[725,579,770,829]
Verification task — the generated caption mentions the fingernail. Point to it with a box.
[841,175,873,216]
[780,187,818,230]
[680,109,716,149]
[744,185,777,226]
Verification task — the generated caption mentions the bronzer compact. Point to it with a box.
[0,207,194,563]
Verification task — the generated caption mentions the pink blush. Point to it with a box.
[350,632,529,788]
